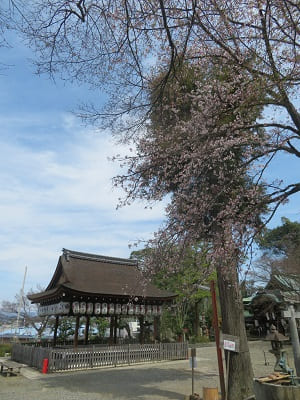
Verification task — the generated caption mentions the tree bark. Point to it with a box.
[217,265,254,400]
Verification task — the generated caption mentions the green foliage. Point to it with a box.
[0,343,12,356]
[258,217,300,255]
[90,317,109,339]
[188,335,210,344]
[56,317,75,340]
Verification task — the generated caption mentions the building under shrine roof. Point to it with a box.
[28,248,176,317]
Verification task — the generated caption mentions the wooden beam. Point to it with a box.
[113,316,118,344]
[109,316,114,344]
[84,316,90,345]
[74,316,80,348]
[53,315,59,347]
[139,316,144,344]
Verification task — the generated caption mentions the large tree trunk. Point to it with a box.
[217,265,254,400]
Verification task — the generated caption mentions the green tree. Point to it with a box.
[131,245,212,339]
[253,218,300,288]
[90,317,109,340]
[54,317,74,341]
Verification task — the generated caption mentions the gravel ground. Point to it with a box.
[0,341,296,400]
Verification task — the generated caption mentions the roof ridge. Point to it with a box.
[62,248,138,266]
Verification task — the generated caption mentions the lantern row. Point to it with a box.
[38,302,163,316]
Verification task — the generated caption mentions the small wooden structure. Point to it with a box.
[0,360,23,377]
[27,249,176,346]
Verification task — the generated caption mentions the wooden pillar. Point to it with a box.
[74,316,80,348]
[84,316,90,345]
[153,316,160,342]
[53,315,59,347]
[139,316,144,344]
[109,316,114,344]
[113,316,118,344]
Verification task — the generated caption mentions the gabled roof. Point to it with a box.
[265,274,300,292]
[28,249,176,303]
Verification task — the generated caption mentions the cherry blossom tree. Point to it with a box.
[17,2,300,399]
[19,0,300,218]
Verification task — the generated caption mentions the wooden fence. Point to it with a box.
[12,342,188,372]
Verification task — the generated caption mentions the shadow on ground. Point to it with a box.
[41,366,205,400]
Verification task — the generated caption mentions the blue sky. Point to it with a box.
[0,32,299,304]
[0,33,166,303]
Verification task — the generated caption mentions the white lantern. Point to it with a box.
[62,302,70,315]
[72,301,80,314]
[157,305,162,315]
[87,302,93,314]
[140,305,145,315]
[80,302,86,314]
[152,305,158,315]
[94,303,101,315]
[128,304,134,315]
[115,304,122,314]
[146,305,152,315]
[101,303,108,314]
[135,304,140,315]
[109,303,115,314]
[121,304,128,314]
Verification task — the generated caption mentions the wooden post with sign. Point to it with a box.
[221,334,240,400]
[189,348,197,396]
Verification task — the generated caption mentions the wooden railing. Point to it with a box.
[12,342,188,372]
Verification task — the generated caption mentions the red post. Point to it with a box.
[42,358,49,374]
[210,280,226,400]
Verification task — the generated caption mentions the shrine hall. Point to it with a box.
[28,248,176,346]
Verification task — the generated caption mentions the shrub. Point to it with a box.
[0,343,12,356]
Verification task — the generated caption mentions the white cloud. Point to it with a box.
[0,112,166,302]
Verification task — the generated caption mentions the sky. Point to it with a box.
[0,31,299,304]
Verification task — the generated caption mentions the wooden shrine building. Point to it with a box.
[28,249,176,346]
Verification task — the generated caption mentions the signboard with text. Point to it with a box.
[221,333,240,353]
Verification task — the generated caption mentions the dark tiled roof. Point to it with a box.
[28,249,175,302]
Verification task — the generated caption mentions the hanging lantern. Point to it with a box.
[152,305,158,315]
[80,302,86,314]
[94,303,101,315]
[128,304,134,315]
[72,302,79,314]
[146,305,152,315]
[101,303,108,314]
[140,305,145,315]
[61,302,70,315]
[121,304,128,314]
[157,305,162,315]
[115,304,122,314]
[87,302,93,314]
[135,304,140,315]
[109,303,115,314]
